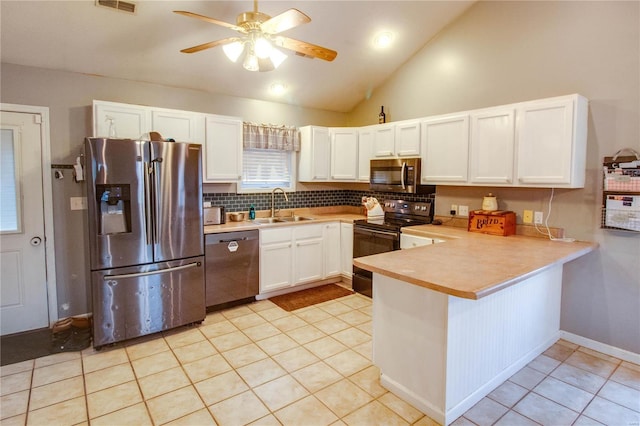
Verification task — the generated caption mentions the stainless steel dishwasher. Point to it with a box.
[205,230,259,307]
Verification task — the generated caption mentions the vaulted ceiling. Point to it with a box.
[0,1,475,112]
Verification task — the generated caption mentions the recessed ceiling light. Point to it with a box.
[270,83,287,95]
[374,31,394,48]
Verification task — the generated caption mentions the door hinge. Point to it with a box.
[33,115,42,124]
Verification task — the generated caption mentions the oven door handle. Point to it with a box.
[401,162,406,189]
[354,227,398,240]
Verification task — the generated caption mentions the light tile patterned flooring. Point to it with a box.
[1,293,639,425]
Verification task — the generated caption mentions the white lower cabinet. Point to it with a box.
[294,225,324,285]
[340,223,353,278]
[260,228,294,293]
[323,222,342,278]
[260,223,338,295]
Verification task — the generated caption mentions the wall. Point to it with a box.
[0,64,348,317]
[350,1,640,353]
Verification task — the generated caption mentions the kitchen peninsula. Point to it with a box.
[353,226,597,426]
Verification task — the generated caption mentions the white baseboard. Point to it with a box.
[559,330,640,365]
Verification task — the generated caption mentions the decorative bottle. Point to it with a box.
[249,204,256,220]
[378,106,386,124]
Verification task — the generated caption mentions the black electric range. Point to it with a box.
[352,199,433,297]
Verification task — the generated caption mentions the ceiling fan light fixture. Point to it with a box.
[269,47,287,69]
[254,36,273,59]
[223,41,245,63]
[243,51,260,71]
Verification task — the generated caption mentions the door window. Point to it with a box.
[0,128,22,233]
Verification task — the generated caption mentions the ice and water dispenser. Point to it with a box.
[96,184,131,234]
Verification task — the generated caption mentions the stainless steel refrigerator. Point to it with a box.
[85,138,205,348]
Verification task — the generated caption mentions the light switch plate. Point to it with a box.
[70,197,87,210]
[523,210,533,224]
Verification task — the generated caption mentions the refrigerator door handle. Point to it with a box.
[143,162,153,245]
[103,261,201,281]
[151,158,161,243]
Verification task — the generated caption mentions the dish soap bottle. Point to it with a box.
[249,204,256,220]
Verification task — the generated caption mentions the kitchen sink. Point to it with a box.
[279,216,314,222]
[252,216,314,224]
[253,217,287,224]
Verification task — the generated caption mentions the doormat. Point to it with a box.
[1,318,92,366]
[269,284,354,312]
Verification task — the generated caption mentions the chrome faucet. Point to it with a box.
[271,187,289,218]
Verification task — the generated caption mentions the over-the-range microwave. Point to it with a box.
[369,158,435,194]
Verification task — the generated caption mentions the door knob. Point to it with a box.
[30,237,42,246]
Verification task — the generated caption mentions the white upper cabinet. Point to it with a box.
[394,120,421,157]
[151,109,204,144]
[372,123,396,157]
[469,107,515,184]
[330,127,358,180]
[357,127,374,182]
[516,95,588,187]
[93,100,150,139]
[204,114,243,183]
[420,113,470,184]
[299,126,331,181]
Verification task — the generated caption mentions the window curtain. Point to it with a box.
[243,122,300,152]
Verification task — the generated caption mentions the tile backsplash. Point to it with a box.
[203,190,435,212]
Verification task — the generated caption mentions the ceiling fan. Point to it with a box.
[174,1,338,72]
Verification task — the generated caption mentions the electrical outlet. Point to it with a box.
[534,211,543,224]
[459,205,469,217]
[450,204,458,216]
[523,210,533,224]
[70,196,87,210]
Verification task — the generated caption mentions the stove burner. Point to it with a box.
[355,199,434,232]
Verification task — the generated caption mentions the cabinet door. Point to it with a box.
[93,101,150,139]
[151,109,204,144]
[323,222,342,278]
[330,128,358,180]
[420,114,470,184]
[516,98,576,186]
[395,120,421,157]
[260,242,293,292]
[340,223,353,277]
[299,126,330,181]
[294,237,324,284]
[204,115,242,182]
[372,124,396,157]
[358,127,373,181]
[469,108,515,184]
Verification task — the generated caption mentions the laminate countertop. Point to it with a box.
[204,209,365,234]
[353,225,598,300]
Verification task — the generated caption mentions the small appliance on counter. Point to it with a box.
[482,193,498,211]
[363,197,384,219]
[204,206,225,225]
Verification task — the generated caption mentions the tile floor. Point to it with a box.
[1,293,639,426]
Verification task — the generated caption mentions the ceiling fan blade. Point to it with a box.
[180,37,240,54]
[260,9,310,35]
[276,37,337,62]
[173,10,246,33]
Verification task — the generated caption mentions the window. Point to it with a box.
[238,148,295,192]
[0,128,22,233]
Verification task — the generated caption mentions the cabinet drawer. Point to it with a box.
[260,227,293,244]
[294,224,323,240]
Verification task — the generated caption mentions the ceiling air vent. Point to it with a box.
[96,0,136,14]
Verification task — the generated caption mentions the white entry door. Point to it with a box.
[1,111,49,335]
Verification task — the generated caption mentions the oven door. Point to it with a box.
[352,226,399,297]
